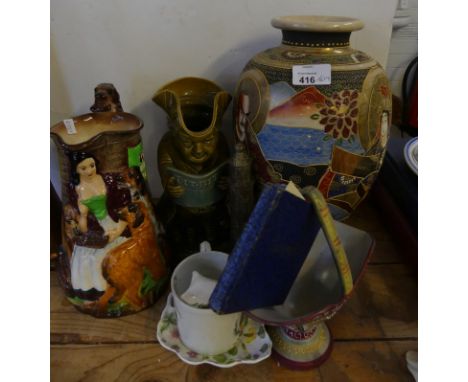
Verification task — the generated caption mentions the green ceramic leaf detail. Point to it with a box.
[159,321,170,333]
[67,296,86,305]
[212,354,227,364]
[227,346,238,356]
[166,312,177,325]
[128,142,143,168]
[259,343,270,353]
[139,268,168,297]
[159,312,176,333]
[323,135,331,141]
[107,300,129,315]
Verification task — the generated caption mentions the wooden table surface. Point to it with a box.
[51,198,418,381]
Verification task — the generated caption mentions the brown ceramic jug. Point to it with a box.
[51,110,169,317]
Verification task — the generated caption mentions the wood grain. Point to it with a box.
[344,199,403,264]
[329,264,417,339]
[51,263,416,344]
[51,341,416,382]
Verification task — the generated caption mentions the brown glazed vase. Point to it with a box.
[234,16,392,220]
[51,112,169,317]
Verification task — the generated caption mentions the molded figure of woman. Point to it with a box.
[52,110,169,317]
[68,151,129,298]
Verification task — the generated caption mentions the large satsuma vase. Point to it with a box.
[234,16,392,219]
[51,112,169,317]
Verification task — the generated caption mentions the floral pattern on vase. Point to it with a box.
[319,89,359,141]
[233,16,392,219]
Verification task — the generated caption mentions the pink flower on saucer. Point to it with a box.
[170,328,180,339]
[187,350,198,358]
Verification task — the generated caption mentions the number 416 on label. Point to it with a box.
[292,64,332,86]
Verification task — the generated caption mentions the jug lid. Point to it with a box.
[50,112,142,146]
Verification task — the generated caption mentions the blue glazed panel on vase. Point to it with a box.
[257,124,364,166]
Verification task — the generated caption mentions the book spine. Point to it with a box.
[209,184,284,313]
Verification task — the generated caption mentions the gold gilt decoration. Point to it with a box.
[304,187,353,295]
[268,323,330,359]
[282,40,350,47]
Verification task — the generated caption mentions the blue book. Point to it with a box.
[209,183,321,314]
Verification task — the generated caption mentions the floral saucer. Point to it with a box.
[156,293,272,367]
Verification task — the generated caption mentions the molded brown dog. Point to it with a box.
[90,83,123,112]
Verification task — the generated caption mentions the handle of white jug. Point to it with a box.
[200,241,211,253]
